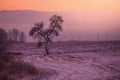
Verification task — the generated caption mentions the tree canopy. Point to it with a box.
[30,15,63,55]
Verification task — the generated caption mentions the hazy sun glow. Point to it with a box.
[0,0,120,11]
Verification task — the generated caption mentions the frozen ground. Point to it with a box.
[7,41,120,80]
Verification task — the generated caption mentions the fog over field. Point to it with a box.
[0,10,120,42]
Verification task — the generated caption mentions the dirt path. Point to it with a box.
[22,52,120,80]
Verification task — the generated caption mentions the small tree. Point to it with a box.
[0,28,8,43]
[8,30,12,42]
[19,31,26,43]
[12,29,19,42]
[29,15,63,55]
[0,28,8,52]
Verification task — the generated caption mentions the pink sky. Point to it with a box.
[0,0,120,41]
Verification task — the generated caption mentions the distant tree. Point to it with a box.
[0,28,8,52]
[29,15,63,55]
[12,29,19,42]
[19,31,26,43]
[0,28,8,43]
[7,29,26,43]
[8,30,12,42]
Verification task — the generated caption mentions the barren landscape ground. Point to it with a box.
[7,41,120,80]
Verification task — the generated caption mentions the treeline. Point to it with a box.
[0,28,26,43]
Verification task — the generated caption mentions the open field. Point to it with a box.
[7,41,120,80]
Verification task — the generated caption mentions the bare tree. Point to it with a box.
[19,31,26,43]
[0,28,8,52]
[8,29,26,43]
[12,29,19,42]
[8,30,12,42]
[29,15,63,55]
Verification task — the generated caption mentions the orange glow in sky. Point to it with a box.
[0,0,120,11]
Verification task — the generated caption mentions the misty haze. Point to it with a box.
[0,0,120,80]
[0,10,120,42]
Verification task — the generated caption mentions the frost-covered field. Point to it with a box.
[7,41,120,80]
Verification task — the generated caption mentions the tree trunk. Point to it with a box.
[45,41,49,55]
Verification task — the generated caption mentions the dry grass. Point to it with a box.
[0,53,57,80]
[0,53,38,80]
